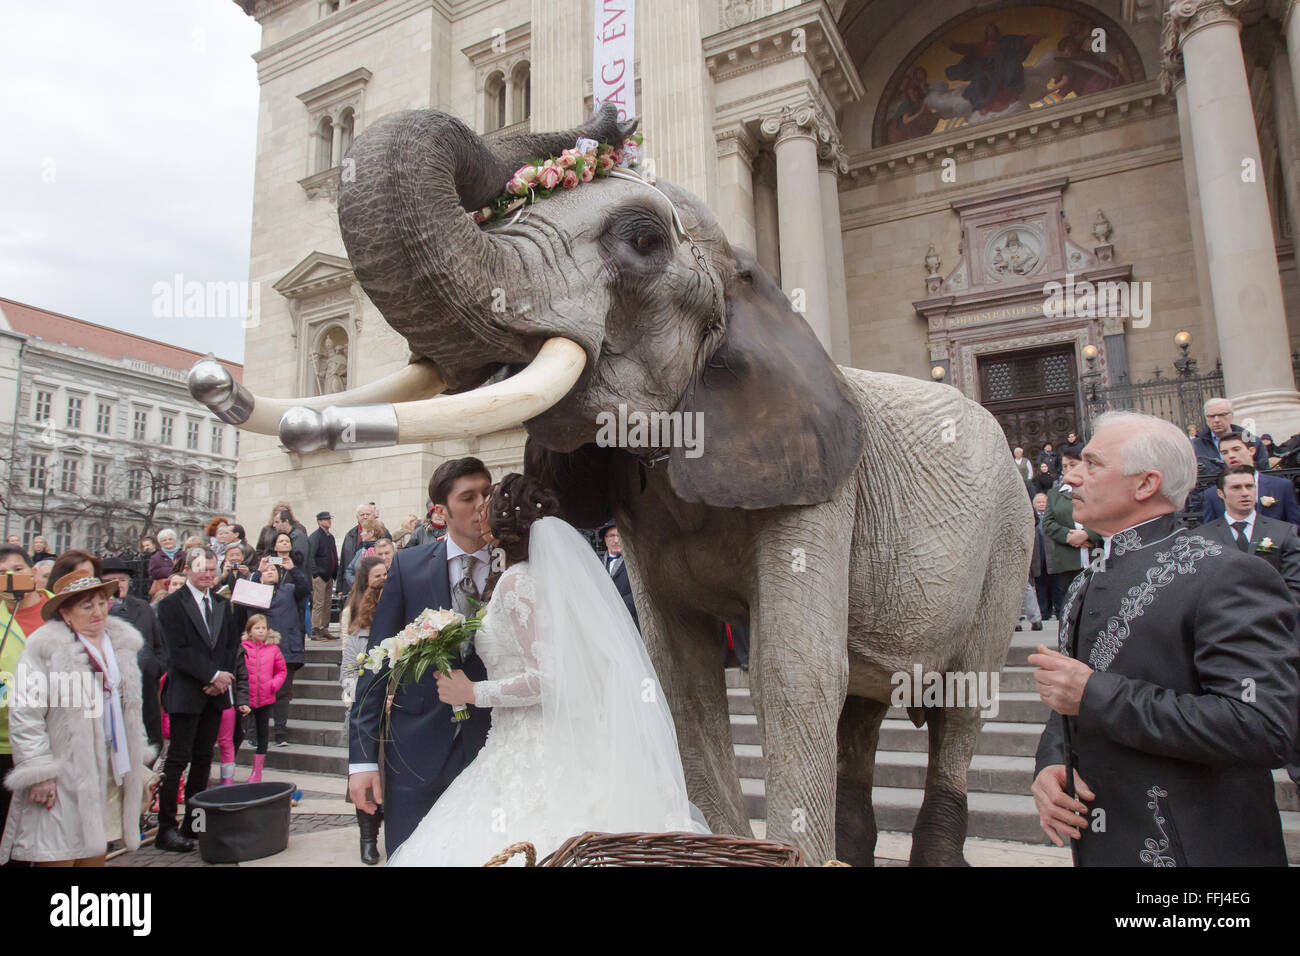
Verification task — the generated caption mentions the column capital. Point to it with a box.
[1161,0,1250,91]
[715,125,759,165]
[818,139,849,175]
[759,101,838,149]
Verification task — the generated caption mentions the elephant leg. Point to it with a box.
[751,540,849,865]
[641,599,749,838]
[835,695,889,866]
[909,705,978,867]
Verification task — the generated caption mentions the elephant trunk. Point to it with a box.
[338,104,638,392]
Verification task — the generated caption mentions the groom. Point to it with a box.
[348,457,495,854]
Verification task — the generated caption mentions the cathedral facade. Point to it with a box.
[234,0,1300,526]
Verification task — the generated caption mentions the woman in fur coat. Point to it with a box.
[1,570,150,865]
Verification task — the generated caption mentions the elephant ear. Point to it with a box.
[525,439,615,528]
[668,252,865,508]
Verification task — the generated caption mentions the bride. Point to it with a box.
[388,473,708,866]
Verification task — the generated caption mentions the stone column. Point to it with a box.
[1282,0,1300,128]
[331,120,344,168]
[818,143,852,366]
[639,0,716,203]
[1271,42,1300,245]
[753,153,781,283]
[762,105,833,354]
[530,0,586,130]
[1169,0,1300,435]
[715,126,758,256]
[1172,77,1218,334]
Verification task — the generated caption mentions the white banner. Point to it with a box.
[592,0,634,121]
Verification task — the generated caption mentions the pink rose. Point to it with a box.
[561,169,579,189]
[516,164,539,184]
[580,163,595,182]
[472,208,491,224]
[538,165,562,189]
[557,150,578,168]
[507,175,529,196]
[598,152,616,171]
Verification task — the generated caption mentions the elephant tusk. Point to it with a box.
[278,337,587,453]
[187,355,447,435]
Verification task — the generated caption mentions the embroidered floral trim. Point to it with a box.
[1139,785,1177,866]
[1108,528,1142,557]
[1057,569,1090,656]
[1088,534,1223,672]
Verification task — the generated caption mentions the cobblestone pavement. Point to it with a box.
[107,810,354,867]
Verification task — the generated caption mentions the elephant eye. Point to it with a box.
[633,231,663,253]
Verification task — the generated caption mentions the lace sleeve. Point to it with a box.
[472,567,542,708]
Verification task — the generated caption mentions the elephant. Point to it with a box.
[189,104,1034,865]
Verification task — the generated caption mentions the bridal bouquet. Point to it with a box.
[357,607,485,722]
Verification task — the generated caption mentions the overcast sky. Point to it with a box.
[0,1,260,363]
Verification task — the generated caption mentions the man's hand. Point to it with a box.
[1029,645,1093,716]
[211,671,234,693]
[434,669,476,707]
[1065,529,1091,548]
[349,771,383,815]
[203,684,220,696]
[1032,764,1094,847]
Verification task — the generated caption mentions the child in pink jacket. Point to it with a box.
[218,615,287,784]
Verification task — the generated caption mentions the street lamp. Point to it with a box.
[1081,343,1102,405]
[930,365,946,382]
[1173,330,1198,377]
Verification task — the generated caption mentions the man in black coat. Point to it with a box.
[336,503,374,596]
[599,521,638,629]
[1198,465,1300,601]
[1031,412,1298,866]
[154,547,246,852]
[1191,397,1270,471]
[309,512,339,639]
[102,557,166,751]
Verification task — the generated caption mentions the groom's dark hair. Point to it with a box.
[428,457,491,510]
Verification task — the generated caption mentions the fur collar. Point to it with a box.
[24,615,143,660]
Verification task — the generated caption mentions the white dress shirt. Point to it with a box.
[185,579,225,684]
[445,536,492,594]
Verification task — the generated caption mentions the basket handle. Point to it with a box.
[484,842,537,867]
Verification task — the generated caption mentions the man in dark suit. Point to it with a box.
[348,459,493,860]
[155,547,246,852]
[1199,465,1300,600]
[309,511,339,639]
[336,503,373,597]
[1031,412,1298,866]
[1200,432,1300,528]
[102,557,166,751]
[1191,396,1271,471]
[599,520,638,629]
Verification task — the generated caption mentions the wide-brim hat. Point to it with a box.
[316,511,332,520]
[597,520,618,536]
[101,557,132,575]
[41,570,120,622]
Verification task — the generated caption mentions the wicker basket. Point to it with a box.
[485,831,804,867]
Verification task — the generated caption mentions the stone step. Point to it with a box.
[304,644,345,664]
[234,742,347,776]
[287,697,348,723]
[999,667,1037,695]
[879,719,1044,757]
[885,692,1048,725]
[265,717,346,749]
[295,679,343,701]
[727,687,753,716]
[297,662,338,682]
[725,668,749,689]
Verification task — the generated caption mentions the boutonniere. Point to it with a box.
[1256,537,1278,554]
[1261,496,1277,508]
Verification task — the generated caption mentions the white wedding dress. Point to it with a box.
[388,517,707,867]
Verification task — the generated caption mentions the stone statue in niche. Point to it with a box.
[312,329,349,395]
[989,230,1040,277]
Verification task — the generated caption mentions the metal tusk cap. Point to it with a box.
[279,404,399,453]
[189,355,255,425]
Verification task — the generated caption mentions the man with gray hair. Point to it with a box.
[1030,411,1298,865]
[1192,396,1269,471]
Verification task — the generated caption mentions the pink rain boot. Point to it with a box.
[248,754,266,783]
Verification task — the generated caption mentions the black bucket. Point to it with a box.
[189,781,295,864]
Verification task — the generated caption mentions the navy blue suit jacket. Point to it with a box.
[348,538,491,850]
[1202,472,1300,528]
